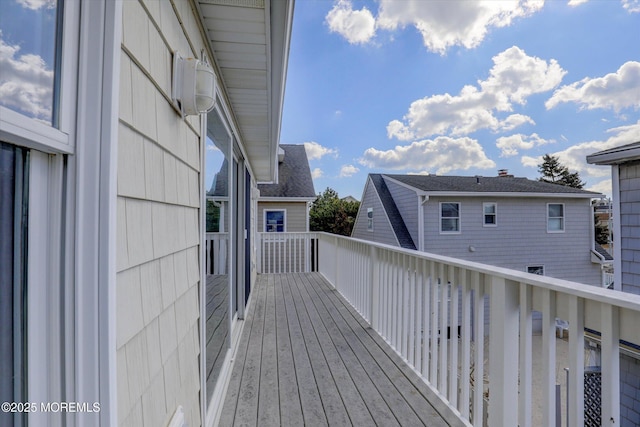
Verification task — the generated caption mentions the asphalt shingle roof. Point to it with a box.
[258,145,316,198]
[370,174,416,250]
[385,174,601,196]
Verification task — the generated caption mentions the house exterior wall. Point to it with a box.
[385,179,420,248]
[258,201,309,232]
[116,1,205,425]
[423,196,601,285]
[619,162,640,295]
[351,180,399,246]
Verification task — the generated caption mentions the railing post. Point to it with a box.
[256,233,262,273]
[488,276,519,427]
[519,283,533,427]
[601,304,620,426]
[334,235,339,289]
[370,245,378,329]
[568,296,584,427]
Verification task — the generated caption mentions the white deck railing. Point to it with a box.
[257,232,318,274]
[263,232,640,427]
[205,232,228,275]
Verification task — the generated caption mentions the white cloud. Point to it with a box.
[568,0,589,6]
[376,0,544,54]
[587,179,612,197]
[498,114,536,132]
[521,120,640,179]
[325,0,376,45]
[0,34,53,122]
[16,0,56,10]
[311,168,324,179]
[545,61,640,111]
[388,46,566,140]
[304,141,338,160]
[622,0,640,13]
[358,136,496,174]
[496,133,553,157]
[339,164,360,178]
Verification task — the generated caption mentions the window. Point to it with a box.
[440,202,460,233]
[483,202,497,226]
[527,265,544,275]
[367,207,373,231]
[547,203,564,232]
[0,0,63,126]
[265,210,285,232]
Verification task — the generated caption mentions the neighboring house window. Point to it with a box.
[440,202,460,233]
[265,210,285,232]
[547,203,564,232]
[367,207,373,231]
[527,265,544,275]
[483,202,497,226]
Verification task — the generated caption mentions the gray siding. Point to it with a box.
[385,178,419,247]
[258,201,308,232]
[423,197,601,285]
[352,180,399,247]
[619,163,640,294]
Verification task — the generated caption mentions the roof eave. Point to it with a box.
[587,142,640,165]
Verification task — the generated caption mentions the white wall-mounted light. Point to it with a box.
[172,51,216,116]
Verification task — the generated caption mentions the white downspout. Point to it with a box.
[612,165,622,291]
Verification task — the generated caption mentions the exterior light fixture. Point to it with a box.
[172,51,216,116]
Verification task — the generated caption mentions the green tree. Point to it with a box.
[310,187,360,236]
[537,154,585,189]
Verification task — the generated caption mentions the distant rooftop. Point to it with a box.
[384,174,601,197]
[258,144,316,198]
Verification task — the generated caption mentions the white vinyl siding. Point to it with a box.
[116,1,206,426]
[547,203,565,233]
[440,202,461,234]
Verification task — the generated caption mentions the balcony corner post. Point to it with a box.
[488,276,519,427]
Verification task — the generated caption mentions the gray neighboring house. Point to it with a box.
[588,141,640,294]
[352,173,604,285]
[257,144,316,232]
[587,143,640,427]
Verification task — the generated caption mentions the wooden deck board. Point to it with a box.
[220,272,458,426]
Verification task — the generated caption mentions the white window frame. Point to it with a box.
[1,2,123,425]
[483,202,497,227]
[547,203,565,233]
[264,209,286,232]
[367,207,373,231]
[527,265,545,276]
[440,202,461,234]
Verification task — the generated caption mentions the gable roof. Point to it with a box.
[384,174,601,197]
[370,174,416,250]
[258,144,316,199]
[207,158,228,198]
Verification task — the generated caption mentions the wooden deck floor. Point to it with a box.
[220,272,463,426]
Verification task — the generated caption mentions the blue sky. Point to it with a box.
[280,0,640,199]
